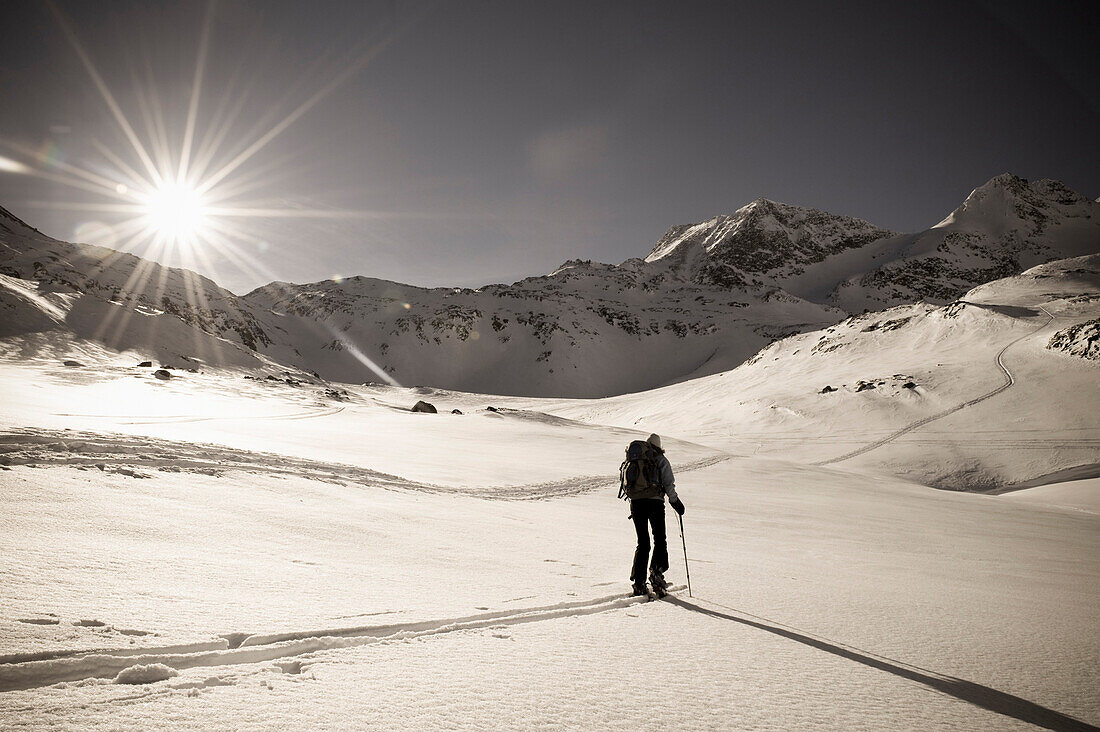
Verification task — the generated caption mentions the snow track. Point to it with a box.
[55,405,347,426]
[0,428,727,500]
[0,590,681,692]
[816,305,1056,466]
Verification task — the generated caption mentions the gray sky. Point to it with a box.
[1,0,1097,293]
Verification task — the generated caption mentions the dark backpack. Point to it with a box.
[619,440,663,500]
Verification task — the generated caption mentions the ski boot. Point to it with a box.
[631,583,648,597]
[649,569,669,599]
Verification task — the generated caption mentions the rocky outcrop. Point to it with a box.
[1047,318,1100,360]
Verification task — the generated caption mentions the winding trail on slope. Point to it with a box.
[815,305,1055,467]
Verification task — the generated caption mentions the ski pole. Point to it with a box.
[678,513,692,598]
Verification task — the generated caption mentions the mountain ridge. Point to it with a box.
[1,174,1096,397]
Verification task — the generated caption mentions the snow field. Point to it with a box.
[0,360,723,490]
[2,451,1097,727]
[0,602,1052,731]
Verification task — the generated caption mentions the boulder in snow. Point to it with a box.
[153,369,172,380]
[820,385,837,393]
[411,400,437,413]
[137,361,152,367]
[63,360,83,367]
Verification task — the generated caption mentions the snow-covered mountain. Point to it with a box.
[241,175,1095,395]
[237,201,901,397]
[1,174,1095,397]
[827,174,1100,311]
[243,263,839,398]
[642,197,899,289]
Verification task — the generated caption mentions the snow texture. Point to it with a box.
[114,663,179,685]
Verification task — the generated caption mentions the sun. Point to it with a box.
[142,182,207,242]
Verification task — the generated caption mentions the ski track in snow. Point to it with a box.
[0,428,729,501]
[52,405,347,425]
[0,589,683,692]
[816,304,1057,467]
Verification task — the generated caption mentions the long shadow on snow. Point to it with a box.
[665,596,1096,732]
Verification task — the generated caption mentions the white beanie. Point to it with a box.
[647,433,662,449]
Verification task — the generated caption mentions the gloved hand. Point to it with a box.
[670,498,685,516]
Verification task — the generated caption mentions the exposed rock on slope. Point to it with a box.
[1048,318,1100,360]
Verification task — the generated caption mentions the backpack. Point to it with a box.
[618,440,663,500]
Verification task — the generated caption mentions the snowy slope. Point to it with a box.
[538,255,1100,491]
[1,246,1097,728]
[0,206,275,371]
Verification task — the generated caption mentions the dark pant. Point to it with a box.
[630,499,668,584]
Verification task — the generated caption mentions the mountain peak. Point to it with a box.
[744,196,778,210]
[643,197,897,288]
[934,173,1095,229]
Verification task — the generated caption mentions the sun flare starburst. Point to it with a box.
[0,0,409,270]
[0,0,414,387]
[142,182,207,243]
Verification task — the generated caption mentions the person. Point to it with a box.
[630,434,685,596]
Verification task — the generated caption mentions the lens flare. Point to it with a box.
[142,182,206,241]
